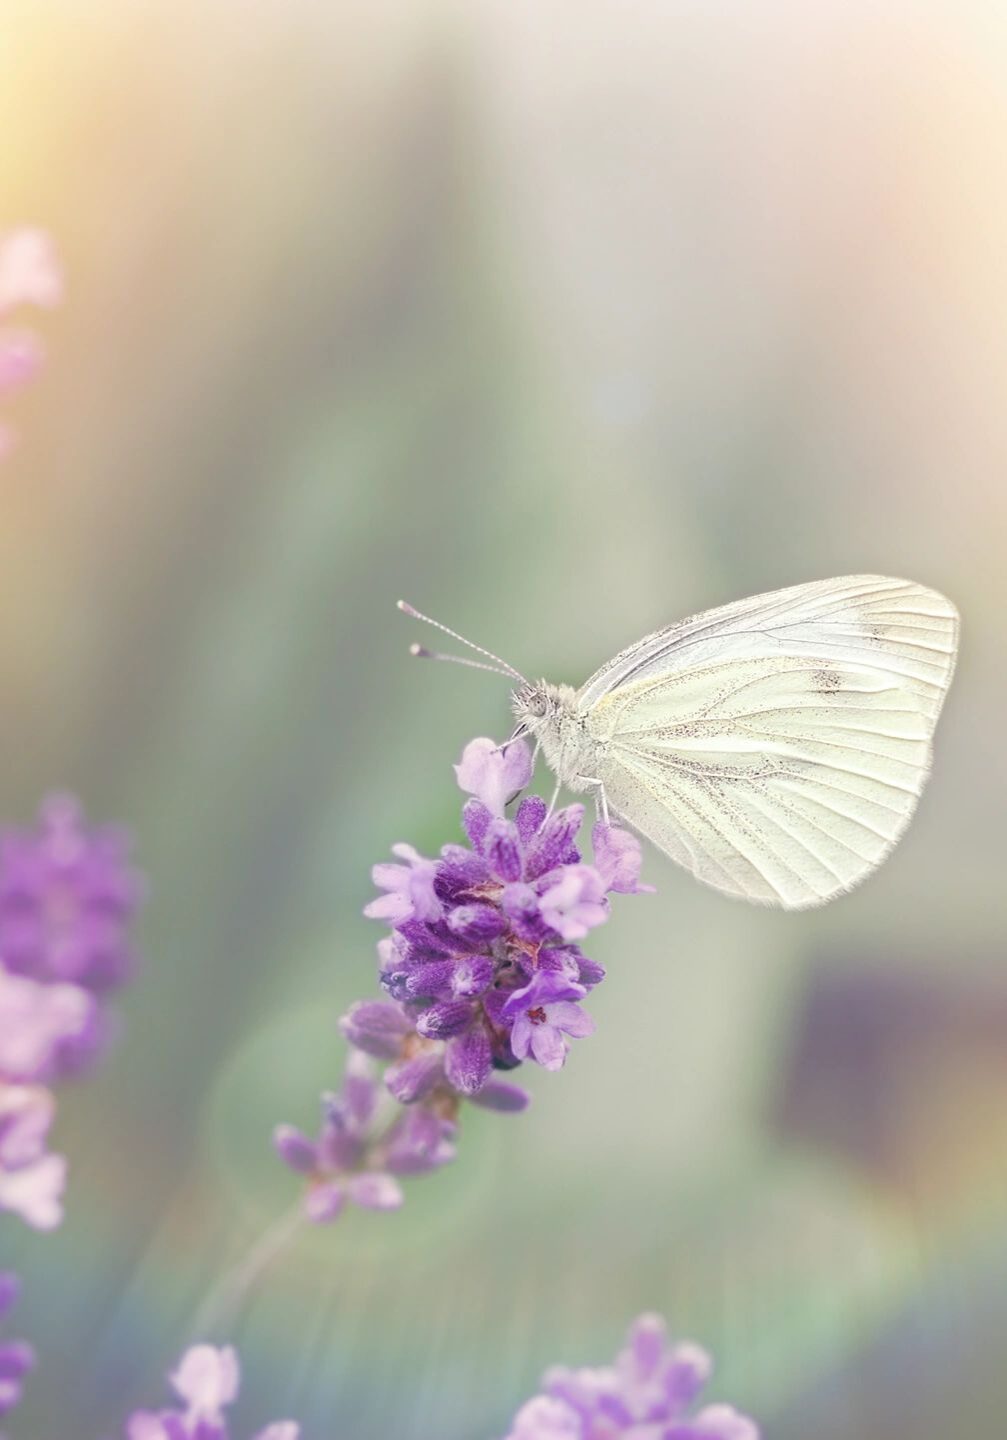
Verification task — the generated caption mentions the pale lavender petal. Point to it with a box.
[504,1394,583,1440]
[254,1426,300,1440]
[454,736,532,816]
[509,1012,533,1061]
[529,1023,569,1071]
[304,1180,346,1224]
[668,1406,760,1440]
[547,1001,595,1039]
[126,1411,179,1440]
[538,866,608,941]
[170,1344,240,1412]
[592,822,654,894]
[0,1150,66,1230]
[347,1172,404,1211]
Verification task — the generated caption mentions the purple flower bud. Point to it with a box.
[404,960,457,1001]
[515,794,548,844]
[272,1126,318,1175]
[338,1000,412,1059]
[385,1051,444,1104]
[446,903,507,945]
[435,844,490,895]
[468,1078,531,1113]
[485,820,522,883]
[504,1314,758,1440]
[450,953,494,998]
[445,1025,492,1095]
[461,798,492,851]
[524,805,584,880]
[415,1000,475,1040]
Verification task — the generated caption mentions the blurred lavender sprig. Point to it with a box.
[0,228,61,459]
[276,736,649,1223]
[125,1344,298,1440]
[0,795,144,1229]
[503,1312,759,1440]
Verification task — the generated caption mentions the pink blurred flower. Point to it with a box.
[0,228,62,457]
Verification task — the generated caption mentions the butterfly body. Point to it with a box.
[510,576,958,909]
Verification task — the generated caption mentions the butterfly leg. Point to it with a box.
[573,776,610,826]
[545,781,562,820]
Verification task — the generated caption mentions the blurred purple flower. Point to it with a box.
[125,1343,298,1440]
[0,795,144,1230]
[0,1272,35,1423]
[0,968,94,1083]
[0,793,144,1078]
[503,1313,759,1440]
[0,228,61,459]
[0,1085,66,1230]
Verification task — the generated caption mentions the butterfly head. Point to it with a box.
[510,680,576,740]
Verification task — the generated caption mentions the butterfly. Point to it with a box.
[400,575,959,909]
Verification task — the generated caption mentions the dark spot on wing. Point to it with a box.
[813,668,843,693]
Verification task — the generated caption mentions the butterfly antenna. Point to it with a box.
[398,600,528,685]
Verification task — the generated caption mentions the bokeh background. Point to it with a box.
[3,0,1007,1435]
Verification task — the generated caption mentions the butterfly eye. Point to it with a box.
[526,691,548,719]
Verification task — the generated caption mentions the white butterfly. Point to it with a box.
[400,576,959,909]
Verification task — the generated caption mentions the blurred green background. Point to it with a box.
[3,1,1007,1435]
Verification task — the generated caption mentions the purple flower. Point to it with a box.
[0,794,144,1079]
[274,1051,457,1225]
[364,737,649,1090]
[0,1084,66,1230]
[277,735,645,1227]
[125,1343,299,1440]
[0,1272,35,1422]
[0,229,61,459]
[364,844,440,925]
[502,1313,759,1440]
[502,972,595,1072]
[0,968,94,1083]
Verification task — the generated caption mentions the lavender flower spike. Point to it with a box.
[126,1343,299,1440]
[277,734,646,1226]
[365,736,650,1088]
[503,1312,759,1440]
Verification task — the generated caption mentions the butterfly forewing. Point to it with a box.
[578,577,958,908]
